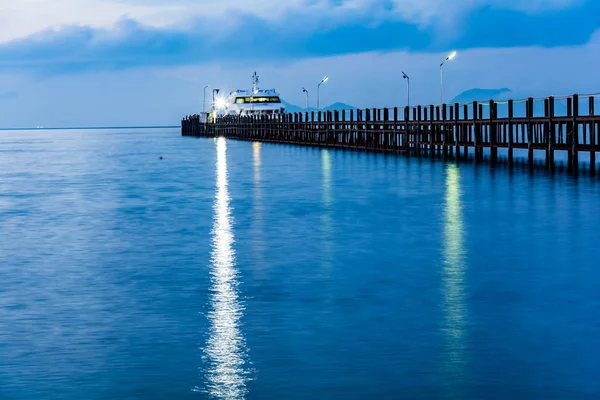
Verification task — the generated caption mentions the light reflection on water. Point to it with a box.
[200,137,250,399]
[321,149,333,272]
[252,142,265,279]
[322,149,332,209]
[442,163,468,395]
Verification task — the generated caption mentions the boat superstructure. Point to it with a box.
[225,72,286,116]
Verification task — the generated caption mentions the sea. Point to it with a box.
[1,128,599,399]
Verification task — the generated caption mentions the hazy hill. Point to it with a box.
[451,88,512,104]
[281,100,357,113]
[324,102,357,111]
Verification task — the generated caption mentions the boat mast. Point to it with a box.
[252,71,259,94]
[250,71,259,113]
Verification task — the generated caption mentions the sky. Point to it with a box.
[0,0,599,127]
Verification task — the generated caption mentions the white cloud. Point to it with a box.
[1,31,598,127]
[0,0,584,43]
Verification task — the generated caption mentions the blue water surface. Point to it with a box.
[1,128,599,400]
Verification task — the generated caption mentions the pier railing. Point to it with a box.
[182,94,600,171]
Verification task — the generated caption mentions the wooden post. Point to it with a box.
[566,97,573,170]
[508,99,514,165]
[442,104,448,157]
[355,109,361,149]
[473,101,480,162]
[326,111,331,146]
[365,109,371,150]
[490,100,497,163]
[372,108,377,151]
[340,109,346,147]
[463,104,468,159]
[590,96,596,173]
[429,105,435,155]
[404,106,410,152]
[454,103,460,158]
[416,106,422,156]
[383,108,389,151]
[572,94,579,171]
[349,109,354,148]
[411,107,417,154]
[311,111,315,144]
[527,97,534,167]
[393,107,399,151]
[547,96,555,169]
[435,105,440,155]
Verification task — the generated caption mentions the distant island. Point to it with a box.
[282,100,357,113]
[451,88,512,104]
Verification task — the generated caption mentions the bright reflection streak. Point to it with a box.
[320,150,333,280]
[201,137,250,399]
[253,142,261,185]
[442,163,468,392]
[322,150,332,209]
[252,142,265,279]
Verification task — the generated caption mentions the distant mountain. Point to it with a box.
[324,102,357,111]
[451,88,512,104]
[281,100,305,113]
[449,88,596,119]
[281,100,357,113]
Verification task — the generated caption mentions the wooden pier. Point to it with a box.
[182,94,600,172]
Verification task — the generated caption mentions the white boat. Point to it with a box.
[224,72,286,117]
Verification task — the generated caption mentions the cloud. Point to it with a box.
[1,2,599,75]
[0,0,589,43]
[1,31,598,128]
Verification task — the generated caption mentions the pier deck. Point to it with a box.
[182,94,599,172]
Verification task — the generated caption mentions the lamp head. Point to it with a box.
[402,71,408,79]
[320,76,329,84]
[215,96,227,110]
[446,51,457,61]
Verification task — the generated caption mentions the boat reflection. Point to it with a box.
[442,163,468,393]
[201,137,250,399]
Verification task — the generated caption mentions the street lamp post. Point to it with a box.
[211,88,220,121]
[440,51,456,105]
[402,71,410,108]
[317,76,328,110]
[302,87,309,110]
[212,88,220,108]
[203,85,210,121]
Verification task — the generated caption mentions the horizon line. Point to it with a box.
[0,125,180,131]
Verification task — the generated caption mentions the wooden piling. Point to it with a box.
[416,106,422,156]
[572,94,579,172]
[566,97,573,171]
[473,101,481,162]
[490,100,497,163]
[508,99,514,165]
[454,103,460,158]
[590,96,596,173]
[527,98,534,167]
[547,96,555,169]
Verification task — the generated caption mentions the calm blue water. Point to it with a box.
[1,128,599,400]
